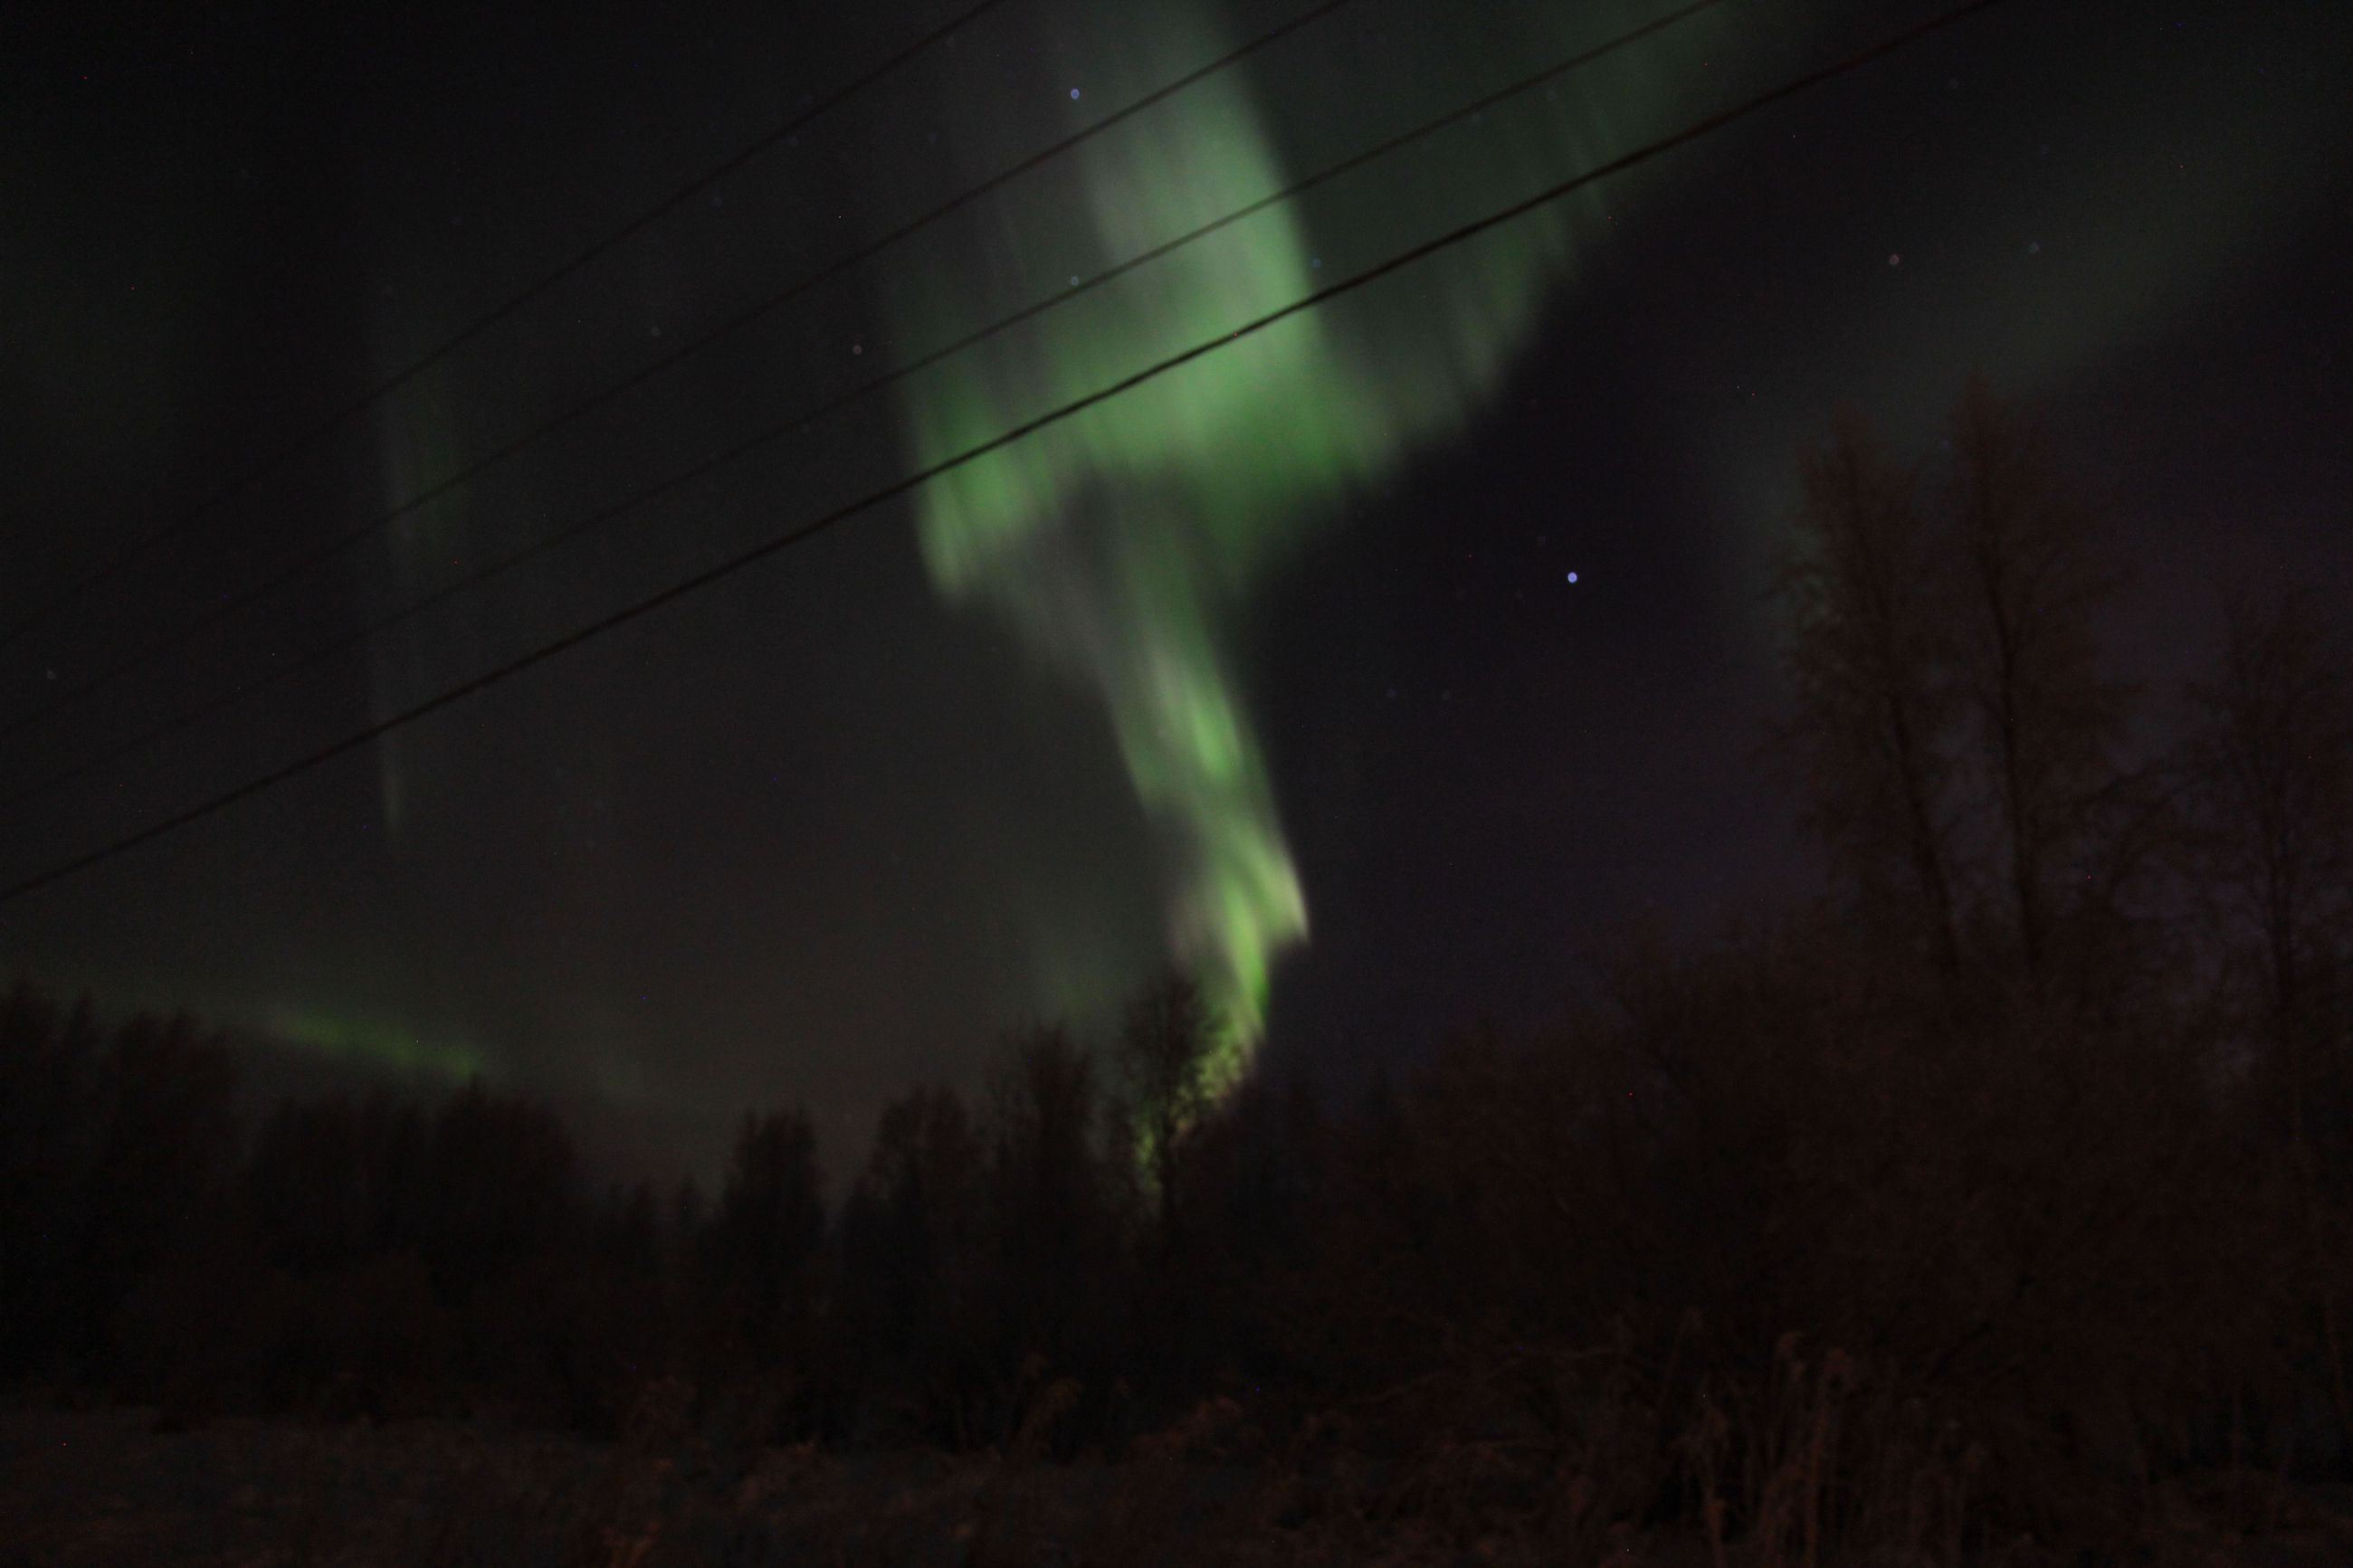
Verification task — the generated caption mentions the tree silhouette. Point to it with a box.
[984,1022,1114,1433]
[248,1096,373,1275]
[1778,379,2146,1008]
[418,1080,577,1301]
[0,985,104,1373]
[701,1107,824,1415]
[1117,970,1216,1240]
[2186,588,2353,1156]
[838,1087,985,1441]
[2183,587,2353,1448]
[1945,374,2135,987]
[1776,413,1967,993]
[85,1012,240,1357]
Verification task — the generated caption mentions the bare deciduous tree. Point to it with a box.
[1118,970,1215,1235]
[2186,588,2353,1153]
[1945,374,2134,985]
[1776,414,1966,991]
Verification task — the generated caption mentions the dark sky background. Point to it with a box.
[3,0,2347,1183]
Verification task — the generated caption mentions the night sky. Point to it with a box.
[4,0,2347,1181]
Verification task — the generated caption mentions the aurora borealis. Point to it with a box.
[890,2,1730,1081]
[1,0,2347,1176]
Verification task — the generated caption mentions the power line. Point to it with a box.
[0,0,1733,818]
[0,0,1018,659]
[0,0,2010,908]
[0,0,1360,748]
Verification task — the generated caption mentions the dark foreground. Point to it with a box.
[5,1398,2352,1568]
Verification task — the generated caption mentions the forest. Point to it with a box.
[5,384,2349,1563]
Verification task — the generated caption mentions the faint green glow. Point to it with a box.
[264,1004,484,1080]
[893,5,1709,1088]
